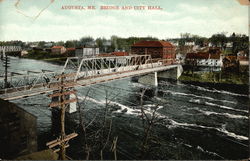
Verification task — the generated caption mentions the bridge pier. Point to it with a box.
[67,94,77,113]
[137,65,183,86]
[50,90,77,114]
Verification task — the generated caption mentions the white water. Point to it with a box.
[161,89,237,104]
[191,107,248,119]
[79,96,248,141]
[167,119,248,141]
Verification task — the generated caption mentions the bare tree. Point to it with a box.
[139,88,165,159]
[77,88,119,160]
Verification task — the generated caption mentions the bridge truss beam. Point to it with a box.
[62,55,155,81]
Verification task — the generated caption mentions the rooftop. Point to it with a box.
[52,46,65,49]
[132,40,174,48]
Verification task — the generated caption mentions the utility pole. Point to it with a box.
[3,54,10,88]
[46,73,78,160]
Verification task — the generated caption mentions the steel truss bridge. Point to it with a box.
[0,55,181,100]
[0,46,22,58]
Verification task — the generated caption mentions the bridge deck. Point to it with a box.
[0,65,179,100]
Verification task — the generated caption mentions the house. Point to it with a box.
[29,42,39,48]
[66,48,76,57]
[44,42,53,48]
[222,56,239,69]
[226,42,233,48]
[185,48,223,71]
[237,51,249,66]
[21,50,28,56]
[51,46,66,54]
[75,47,99,57]
[169,41,179,47]
[32,47,43,52]
[131,40,175,60]
[103,40,112,52]
[185,41,195,46]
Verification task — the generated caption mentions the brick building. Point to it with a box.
[131,40,175,59]
[51,46,66,54]
[112,51,129,56]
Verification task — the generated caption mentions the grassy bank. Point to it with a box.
[179,70,249,85]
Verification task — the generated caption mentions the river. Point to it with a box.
[1,57,249,160]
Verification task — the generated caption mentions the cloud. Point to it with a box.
[0,0,248,41]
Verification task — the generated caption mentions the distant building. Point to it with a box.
[223,56,239,69]
[103,40,112,46]
[237,51,249,66]
[44,42,53,48]
[185,41,195,46]
[29,42,39,48]
[185,48,223,71]
[112,51,129,56]
[75,47,99,57]
[32,47,43,52]
[66,48,76,57]
[98,53,113,57]
[131,40,175,60]
[169,41,179,47]
[51,46,66,54]
[103,40,112,52]
[226,42,233,48]
[21,50,28,56]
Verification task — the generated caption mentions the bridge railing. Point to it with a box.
[0,70,62,94]
[62,55,158,81]
[0,55,178,95]
[0,46,22,52]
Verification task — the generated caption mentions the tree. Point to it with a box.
[209,33,227,47]
[110,35,119,52]
[65,40,77,48]
[229,33,248,55]
[77,89,118,160]
[96,38,105,52]
[38,41,46,48]
[79,36,94,46]
[56,41,65,46]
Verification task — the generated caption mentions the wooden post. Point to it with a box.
[60,75,66,160]
[47,73,78,160]
[4,55,10,88]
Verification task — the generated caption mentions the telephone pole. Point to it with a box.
[47,73,78,160]
[3,55,10,88]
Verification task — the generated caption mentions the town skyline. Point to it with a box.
[0,0,248,41]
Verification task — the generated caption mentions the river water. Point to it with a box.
[1,57,249,159]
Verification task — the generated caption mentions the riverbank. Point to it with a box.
[22,51,67,65]
[179,71,248,86]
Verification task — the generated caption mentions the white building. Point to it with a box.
[169,41,179,47]
[75,47,99,57]
[185,51,223,71]
[185,41,195,46]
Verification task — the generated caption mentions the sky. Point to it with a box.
[0,0,248,41]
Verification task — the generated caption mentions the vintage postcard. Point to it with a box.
[0,0,249,160]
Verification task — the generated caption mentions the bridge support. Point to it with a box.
[137,65,183,86]
[50,91,77,114]
[67,94,77,113]
[138,72,158,87]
